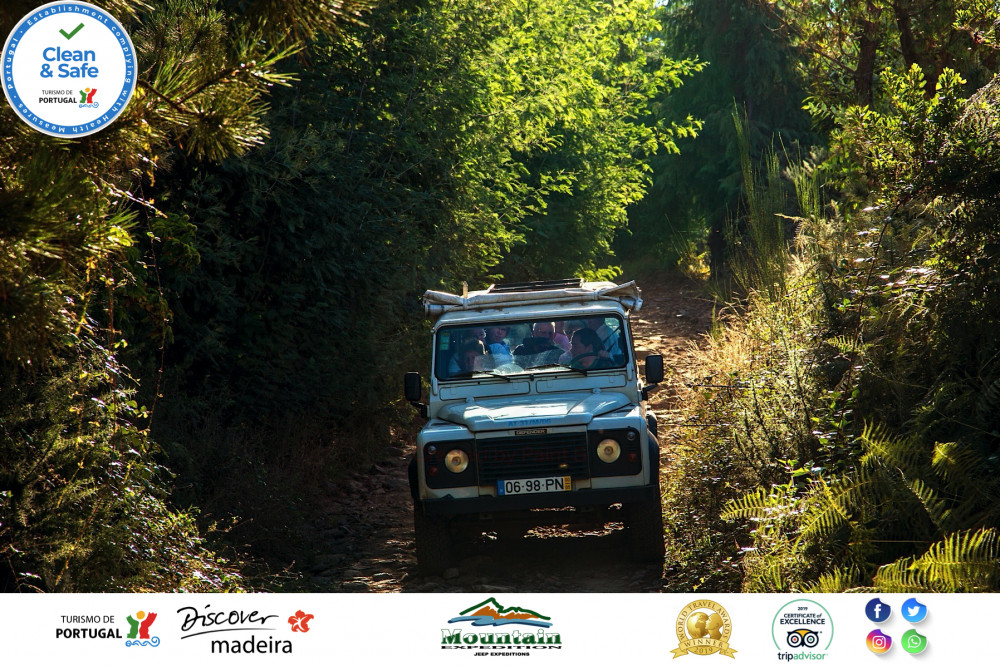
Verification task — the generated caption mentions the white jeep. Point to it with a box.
[404,278,664,575]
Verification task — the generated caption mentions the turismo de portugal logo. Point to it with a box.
[3,1,136,137]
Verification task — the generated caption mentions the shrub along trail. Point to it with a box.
[303,274,715,592]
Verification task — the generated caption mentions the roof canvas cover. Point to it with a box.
[423,280,642,318]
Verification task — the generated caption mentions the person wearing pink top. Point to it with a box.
[552,320,571,353]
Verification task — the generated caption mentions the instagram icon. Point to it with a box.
[867,629,892,654]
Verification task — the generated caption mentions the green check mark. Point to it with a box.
[59,23,84,40]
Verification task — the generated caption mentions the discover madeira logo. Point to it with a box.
[441,597,563,656]
[2,1,136,137]
[177,604,315,655]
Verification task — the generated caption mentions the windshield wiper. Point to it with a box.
[523,363,582,375]
[528,363,589,376]
[481,369,516,382]
[446,370,515,382]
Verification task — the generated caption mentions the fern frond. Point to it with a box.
[975,376,1000,426]
[931,441,981,488]
[804,567,863,593]
[721,485,797,522]
[825,335,864,354]
[858,422,926,475]
[795,477,851,544]
[906,478,952,533]
[874,528,1000,592]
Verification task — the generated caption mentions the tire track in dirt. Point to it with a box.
[306,274,714,592]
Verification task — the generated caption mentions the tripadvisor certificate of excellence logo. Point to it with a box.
[3,1,136,137]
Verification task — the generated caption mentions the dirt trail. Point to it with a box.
[306,274,715,592]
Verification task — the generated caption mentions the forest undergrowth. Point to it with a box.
[667,76,1000,592]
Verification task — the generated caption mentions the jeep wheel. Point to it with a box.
[625,490,665,562]
[413,505,455,576]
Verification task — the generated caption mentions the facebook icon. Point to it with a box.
[865,598,892,623]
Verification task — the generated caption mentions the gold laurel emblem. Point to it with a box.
[672,600,737,659]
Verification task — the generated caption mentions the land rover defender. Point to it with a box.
[404,278,665,575]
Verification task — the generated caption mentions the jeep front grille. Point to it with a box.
[476,433,590,483]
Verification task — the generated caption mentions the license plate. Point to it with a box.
[497,476,572,496]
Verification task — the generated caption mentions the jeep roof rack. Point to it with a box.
[422,279,642,319]
[488,278,585,294]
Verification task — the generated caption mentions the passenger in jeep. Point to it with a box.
[448,338,487,376]
[484,326,513,365]
[512,321,563,367]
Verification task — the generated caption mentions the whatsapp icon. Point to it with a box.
[902,629,928,654]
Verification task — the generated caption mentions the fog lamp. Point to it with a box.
[444,449,469,473]
[597,438,621,463]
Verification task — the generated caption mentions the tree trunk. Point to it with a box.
[854,1,881,106]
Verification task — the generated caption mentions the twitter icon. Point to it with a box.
[902,598,928,623]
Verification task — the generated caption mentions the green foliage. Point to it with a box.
[137,0,697,511]
[1,0,364,591]
[0,326,242,591]
[723,109,794,300]
[712,46,1000,591]
[620,0,816,275]
[874,529,1000,592]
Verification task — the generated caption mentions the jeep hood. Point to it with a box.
[436,393,630,432]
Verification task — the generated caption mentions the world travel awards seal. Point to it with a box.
[672,600,738,659]
[3,1,136,137]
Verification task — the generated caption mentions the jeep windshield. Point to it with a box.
[434,314,629,381]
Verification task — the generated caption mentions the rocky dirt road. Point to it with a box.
[305,274,714,593]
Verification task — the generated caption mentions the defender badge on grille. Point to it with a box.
[514,428,548,436]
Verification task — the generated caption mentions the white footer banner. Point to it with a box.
[0,592,988,663]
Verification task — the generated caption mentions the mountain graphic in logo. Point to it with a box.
[448,598,553,628]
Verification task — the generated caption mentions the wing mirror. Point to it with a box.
[644,354,664,384]
[404,372,428,418]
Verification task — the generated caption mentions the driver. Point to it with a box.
[569,328,614,370]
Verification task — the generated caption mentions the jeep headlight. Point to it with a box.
[597,438,621,463]
[444,449,470,473]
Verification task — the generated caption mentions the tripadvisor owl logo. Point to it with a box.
[672,600,737,658]
[772,599,832,661]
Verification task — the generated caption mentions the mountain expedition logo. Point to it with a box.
[125,610,159,647]
[441,597,562,654]
[178,604,313,654]
[771,599,832,661]
[672,599,737,658]
[2,1,135,136]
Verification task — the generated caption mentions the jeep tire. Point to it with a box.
[625,479,665,562]
[413,504,455,576]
